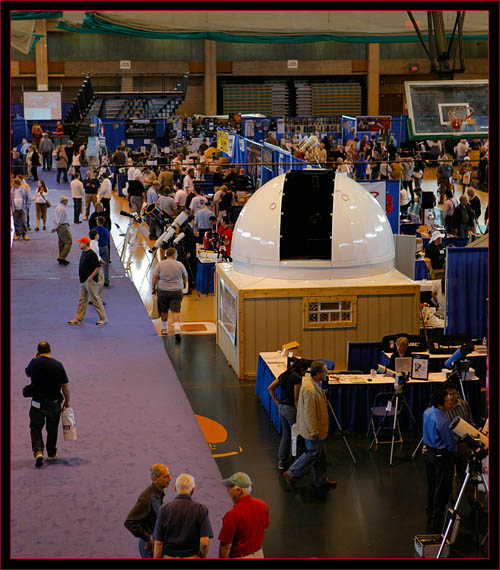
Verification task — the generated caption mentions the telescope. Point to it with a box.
[150,211,189,253]
[120,210,142,223]
[444,341,474,370]
[450,417,489,454]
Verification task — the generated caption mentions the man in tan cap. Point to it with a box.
[51,196,72,265]
[219,472,269,558]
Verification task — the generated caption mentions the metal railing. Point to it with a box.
[92,73,189,96]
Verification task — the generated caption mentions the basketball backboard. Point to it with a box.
[405,80,488,139]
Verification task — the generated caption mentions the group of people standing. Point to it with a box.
[124,465,269,559]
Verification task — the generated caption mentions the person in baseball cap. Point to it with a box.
[60,195,69,203]
[222,472,252,488]
[77,236,90,244]
[425,230,446,277]
[219,472,269,559]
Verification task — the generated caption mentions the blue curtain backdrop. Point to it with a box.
[446,247,488,339]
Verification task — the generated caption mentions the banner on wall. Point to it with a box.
[228,134,235,157]
[342,115,356,147]
[217,129,229,154]
[246,140,262,188]
[356,116,392,133]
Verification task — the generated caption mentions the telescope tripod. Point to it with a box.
[369,383,422,465]
[437,455,489,558]
[324,394,357,466]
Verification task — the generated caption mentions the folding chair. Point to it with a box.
[367,391,403,445]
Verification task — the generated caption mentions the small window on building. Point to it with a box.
[303,296,357,329]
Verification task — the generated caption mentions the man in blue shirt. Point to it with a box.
[422,388,457,533]
[95,217,110,287]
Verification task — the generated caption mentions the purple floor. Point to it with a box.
[10,170,232,559]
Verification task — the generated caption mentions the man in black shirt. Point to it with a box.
[68,237,108,325]
[25,341,71,467]
[124,464,172,558]
[88,202,111,231]
[425,231,445,271]
[452,195,475,238]
[83,169,100,221]
[466,187,481,224]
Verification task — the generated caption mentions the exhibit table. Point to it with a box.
[256,352,482,434]
[195,250,220,294]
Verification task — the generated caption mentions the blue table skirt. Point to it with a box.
[415,259,430,280]
[256,355,482,434]
[196,260,215,294]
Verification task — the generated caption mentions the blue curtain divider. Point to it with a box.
[446,247,488,339]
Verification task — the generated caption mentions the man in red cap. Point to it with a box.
[68,237,108,325]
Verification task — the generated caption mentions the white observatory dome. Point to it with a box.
[232,172,395,279]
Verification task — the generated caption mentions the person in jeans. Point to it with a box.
[24,341,71,468]
[11,177,30,241]
[267,358,308,471]
[283,361,337,492]
[54,144,68,183]
[70,171,85,224]
[95,216,110,287]
[124,464,171,558]
[32,180,49,231]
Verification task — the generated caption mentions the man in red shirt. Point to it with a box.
[218,472,269,559]
[217,216,233,261]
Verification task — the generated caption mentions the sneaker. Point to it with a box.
[104,282,110,287]
[96,319,108,325]
[60,260,70,265]
[13,236,20,241]
[47,454,58,461]
[68,319,83,325]
[35,453,44,468]
[161,329,168,336]
[23,235,30,241]
[35,227,39,231]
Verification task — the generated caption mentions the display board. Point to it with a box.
[23,91,62,120]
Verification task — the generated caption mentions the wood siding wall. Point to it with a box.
[241,292,418,379]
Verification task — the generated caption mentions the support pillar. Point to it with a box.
[35,19,49,91]
[204,40,217,116]
[367,43,380,116]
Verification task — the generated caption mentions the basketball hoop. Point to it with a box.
[448,106,474,131]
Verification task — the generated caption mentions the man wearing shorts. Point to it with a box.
[151,247,188,341]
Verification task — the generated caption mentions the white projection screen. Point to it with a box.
[23,91,62,120]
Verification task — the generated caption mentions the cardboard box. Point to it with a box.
[281,341,301,358]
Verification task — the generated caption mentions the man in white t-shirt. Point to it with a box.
[183,168,195,195]
[70,172,85,224]
[151,248,188,340]
[97,173,113,218]
[174,182,187,210]
[189,187,207,216]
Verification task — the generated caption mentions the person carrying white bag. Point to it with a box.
[62,406,77,441]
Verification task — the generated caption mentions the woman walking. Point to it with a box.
[55,144,68,183]
[267,358,309,471]
[32,180,50,231]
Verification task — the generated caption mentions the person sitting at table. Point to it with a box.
[389,337,412,372]
[424,231,446,282]
[267,358,309,472]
